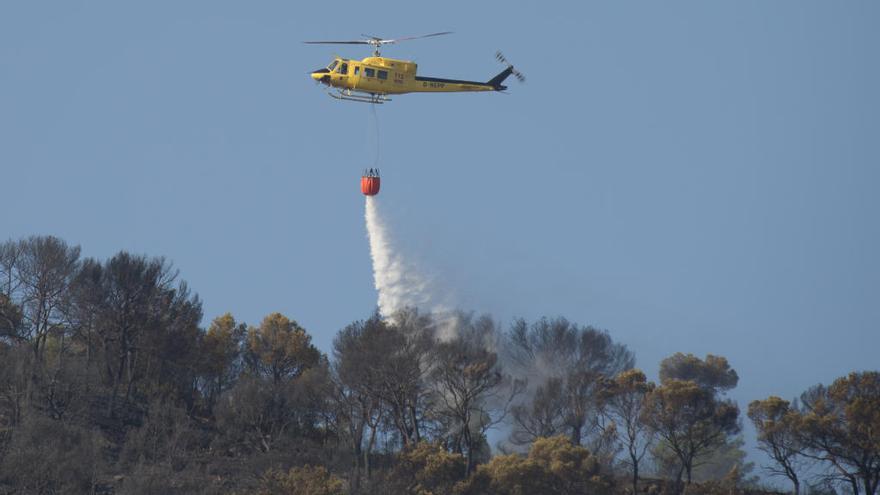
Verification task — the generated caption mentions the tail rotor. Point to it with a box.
[496,51,525,83]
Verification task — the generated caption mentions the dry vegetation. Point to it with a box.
[0,236,877,494]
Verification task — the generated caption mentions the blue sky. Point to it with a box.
[2,0,878,476]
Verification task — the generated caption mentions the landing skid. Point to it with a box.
[326,88,391,104]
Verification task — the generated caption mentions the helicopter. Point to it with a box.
[305,32,524,104]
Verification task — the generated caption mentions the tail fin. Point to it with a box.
[487,67,514,91]
[488,52,525,91]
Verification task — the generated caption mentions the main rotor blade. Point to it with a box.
[305,32,451,48]
[383,31,453,44]
[303,40,371,45]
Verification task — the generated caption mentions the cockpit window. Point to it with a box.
[339,63,348,75]
[327,60,338,72]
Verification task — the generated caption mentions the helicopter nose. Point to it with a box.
[311,73,331,84]
[311,68,331,84]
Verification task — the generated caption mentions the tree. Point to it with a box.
[659,352,738,395]
[198,313,246,411]
[688,435,757,484]
[332,313,390,485]
[507,317,634,448]
[0,238,95,426]
[66,257,104,371]
[652,434,757,485]
[81,252,202,414]
[138,278,203,408]
[0,236,80,360]
[457,436,611,495]
[214,375,283,454]
[429,314,520,475]
[748,396,806,494]
[373,308,436,447]
[600,368,655,495]
[214,371,332,454]
[247,312,321,385]
[384,441,466,495]
[216,313,325,454]
[510,377,566,443]
[796,372,880,495]
[642,379,740,489]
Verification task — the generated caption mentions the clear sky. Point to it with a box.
[2,0,878,476]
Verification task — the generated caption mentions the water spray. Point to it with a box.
[363,190,432,320]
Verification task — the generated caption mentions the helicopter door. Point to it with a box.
[351,65,361,89]
[336,62,349,86]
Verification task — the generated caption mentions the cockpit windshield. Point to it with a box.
[327,60,338,72]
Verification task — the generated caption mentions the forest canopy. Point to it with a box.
[0,235,877,495]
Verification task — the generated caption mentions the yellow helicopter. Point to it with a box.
[305,32,523,104]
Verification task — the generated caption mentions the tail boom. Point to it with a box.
[487,66,514,91]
